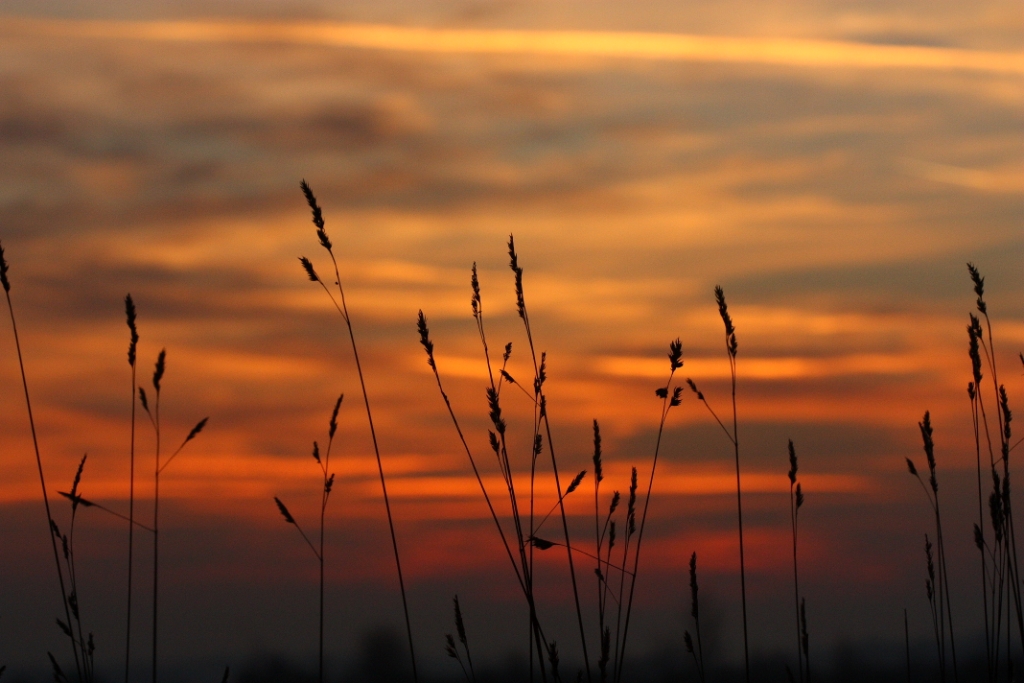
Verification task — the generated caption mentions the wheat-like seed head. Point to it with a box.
[274,497,296,525]
[417,310,435,369]
[125,294,139,367]
[152,349,166,393]
[918,411,937,493]
[565,470,587,496]
[967,262,987,314]
[299,256,320,283]
[0,240,10,293]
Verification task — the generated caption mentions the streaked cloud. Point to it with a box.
[12,17,1024,75]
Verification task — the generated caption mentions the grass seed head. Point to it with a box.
[788,439,798,484]
[918,411,937,493]
[967,262,987,314]
[507,235,525,319]
[547,640,559,679]
[183,417,209,445]
[471,263,481,319]
[274,497,296,525]
[1000,384,1012,444]
[453,595,468,646]
[125,294,139,367]
[299,256,320,283]
[417,311,435,369]
[329,394,343,439]
[0,240,9,293]
[608,491,620,517]
[592,420,603,484]
[530,536,555,550]
[968,314,984,384]
[71,454,87,500]
[668,338,683,371]
[905,457,917,477]
[565,470,586,496]
[486,387,506,434]
[48,652,67,683]
[152,349,166,393]
[300,180,331,251]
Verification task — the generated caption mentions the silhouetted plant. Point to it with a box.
[124,294,139,683]
[684,552,706,683]
[444,595,475,683]
[1,240,82,681]
[139,350,208,683]
[788,440,807,682]
[686,286,749,683]
[615,339,684,683]
[907,412,957,682]
[272,393,343,683]
[298,180,417,682]
[965,263,1022,682]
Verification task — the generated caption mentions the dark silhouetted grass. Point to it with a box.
[0,240,83,681]
[272,393,343,683]
[298,180,418,682]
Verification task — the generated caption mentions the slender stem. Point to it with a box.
[3,286,83,681]
[126,360,136,683]
[972,393,993,682]
[791,484,802,683]
[730,352,751,683]
[905,609,910,683]
[319,485,325,683]
[152,389,161,683]
[324,250,417,682]
[616,369,676,682]
[516,266,590,681]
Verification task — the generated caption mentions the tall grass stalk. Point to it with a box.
[298,180,417,681]
[684,552,706,683]
[788,440,805,682]
[419,267,549,679]
[271,395,342,683]
[139,352,208,683]
[57,455,96,682]
[507,236,591,681]
[614,339,683,683]
[688,288,749,681]
[0,241,83,681]
[124,294,139,683]
[967,317,993,681]
[611,467,637,680]
[967,263,1024,675]
[715,285,750,683]
[906,412,958,682]
[444,595,476,683]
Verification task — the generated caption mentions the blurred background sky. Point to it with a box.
[0,1,1021,680]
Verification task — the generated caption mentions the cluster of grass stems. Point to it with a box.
[1,196,1022,683]
[1,243,212,683]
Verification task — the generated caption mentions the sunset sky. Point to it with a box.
[0,0,1022,679]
